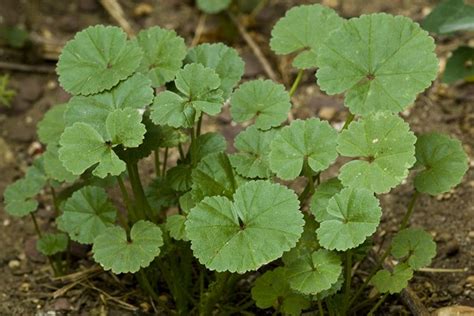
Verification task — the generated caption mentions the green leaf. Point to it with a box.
[251,267,310,316]
[4,160,47,217]
[287,249,342,295]
[37,233,68,256]
[59,123,126,178]
[337,112,416,193]
[57,25,143,95]
[371,263,413,294]
[310,178,343,222]
[186,43,245,98]
[443,46,474,83]
[269,119,338,180]
[196,0,231,13]
[391,228,436,270]
[414,133,468,195]
[151,64,224,128]
[65,73,153,139]
[422,0,474,34]
[230,79,291,130]
[270,4,344,69]
[146,177,179,211]
[190,132,227,166]
[167,164,193,192]
[93,220,163,274]
[316,188,381,251]
[179,191,195,214]
[315,274,343,300]
[282,214,319,266]
[135,26,186,87]
[57,186,117,244]
[43,145,79,183]
[317,14,438,115]
[186,180,303,273]
[37,104,68,146]
[105,108,146,148]
[166,214,188,241]
[230,126,277,178]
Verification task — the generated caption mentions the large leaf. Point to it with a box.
[37,104,68,146]
[57,186,117,244]
[186,43,244,98]
[270,4,344,69]
[230,79,291,130]
[391,228,436,270]
[251,267,310,316]
[43,145,79,183]
[37,233,68,256]
[282,215,319,266]
[286,249,342,295]
[422,0,474,34]
[186,180,303,273]
[151,63,224,128]
[371,263,413,294]
[230,126,277,178]
[135,26,186,87]
[57,25,142,95]
[337,112,416,193]
[92,220,163,274]
[196,0,231,13]
[443,46,474,83]
[269,119,338,180]
[310,178,343,222]
[317,14,438,115]
[414,133,468,195]
[316,188,381,251]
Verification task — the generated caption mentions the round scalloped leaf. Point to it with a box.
[269,119,338,180]
[371,263,413,294]
[92,220,163,274]
[230,80,291,130]
[282,214,319,266]
[414,133,468,195]
[167,164,193,192]
[391,228,436,270]
[251,267,310,316]
[59,123,126,178]
[230,126,277,178]
[186,180,303,273]
[166,214,188,241]
[43,145,79,183]
[135,26,186,87]
[146,177,179,211]
[37,104,67,146]
[186,43,244,98]
[65,73,153,139]
[105,108,146,148]
[287,249,342,295]
[316,188,381,251]
[57,25,143,95]
[310,178,343,222]
[196,0,231,13]
[37,233,68,256]
[270,4,344,69]
[190,132,227,166]
[337,112,416,193]
[57,186,117,244]
[316,14,438,115]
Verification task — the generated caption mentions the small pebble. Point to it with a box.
[445,240,460,257]
[466,275,474,286]
[468,231,474,238]
[318,107,337,120]
[8,260,20,269]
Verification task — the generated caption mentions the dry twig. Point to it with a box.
[100,0,135,36]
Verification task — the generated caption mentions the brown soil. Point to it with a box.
[0,0,472,315]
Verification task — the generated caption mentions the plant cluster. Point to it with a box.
[3,4,469,315]
[0,74,16,107]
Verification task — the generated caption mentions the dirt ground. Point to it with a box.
[0,0,472,315]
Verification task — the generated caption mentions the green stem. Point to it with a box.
[200,272,231,316]
[400,190,420,230]
[342,112,355,130]
[154,149,160,177]
[196,114,203,137]
[344,251,352,309]
[289,69,304,97]
[126,163,150,221]
[178,144,185,160]
[367,293,388,316]
[137,269,162,303]
[50,185,60,217]
[298,162,317,204]
[117,174,134,225]
[30,213,59,275]
[162,147,169,177]
[317,299,324,316]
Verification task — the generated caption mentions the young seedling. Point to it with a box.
[3,3,469,315]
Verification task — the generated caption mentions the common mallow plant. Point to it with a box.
[3,4,468,315]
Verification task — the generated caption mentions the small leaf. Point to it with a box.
[371,263,413,294]
[196,0,231,13]
[415,133,468,195]
[105,108,146,148]
[269,119,338,180]
[166,214,188,241]
[43,145,79,183]
[282,215,320,266]
[391,228,437,270]
[167,164,193,192]
[287,249,342,295]
[186,43,244,98]
[337,112,416,193]
[186,180,303,273]
[135,26,186,87]
[179,191,195,214]
[316,188,381,251]
[317,14,438,115]
[230,80,291,130]
[93,220,163,274]
[270,4,344,69]
[230,126,277,178]
[422,0,474,34]
[37,233,68,256]
[57,25,143,95]
[310,178,343,222]
[59,123,126,178]
[151,63,224,128]
[37,104,68,146]
[190,132,227,166]
[57,186,117,244]
[443,46,474,83]
[251,267,310,316]
[146,177,179,211]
